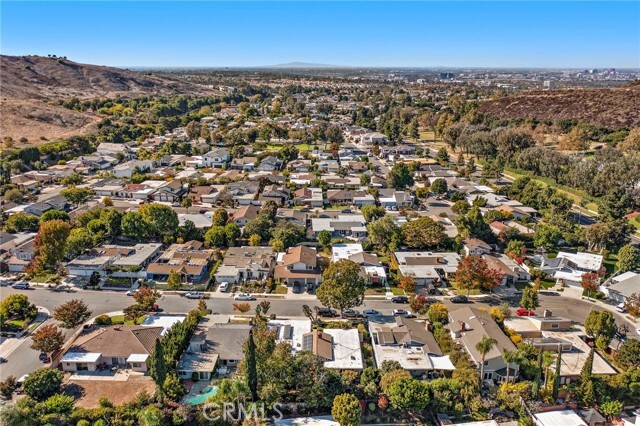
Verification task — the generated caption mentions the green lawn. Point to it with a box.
[29,272,58,283]
[110,315,146,325]
[388,285,405,296]
[602,255,619,278]
[272,285,288,295]
[448,282,483,296]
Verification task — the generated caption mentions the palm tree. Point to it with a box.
[502,349,522,383]
[476,336,498,384]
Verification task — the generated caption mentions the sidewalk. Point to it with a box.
[0,307,49,358]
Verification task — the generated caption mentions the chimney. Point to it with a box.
[543,310,552,318]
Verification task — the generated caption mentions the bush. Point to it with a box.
[94,315,112,326]
[23,368,63,401]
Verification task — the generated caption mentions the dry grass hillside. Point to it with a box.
[0,55,217,144]
[479,82,640,129]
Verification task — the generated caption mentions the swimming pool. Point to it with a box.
[186,385,219,405]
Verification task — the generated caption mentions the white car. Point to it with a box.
[615,303,627,313]
[11,282,29,290]
[219,282,230,292]
[126,289,139,296]
[185,292,206,299]
[234,293,255,301]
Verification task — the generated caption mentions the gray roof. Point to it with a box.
[205,324,252,361]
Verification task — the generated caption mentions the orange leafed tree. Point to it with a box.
[454,255,504,295]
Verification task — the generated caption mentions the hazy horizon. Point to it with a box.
[2,1,639,69]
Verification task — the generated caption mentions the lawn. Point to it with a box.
[419,131,438,141]
[365,287,386,295]
[388,285,405,296]
[448,282,484,296]
[110,315,146,325]
[29,272,58,283]
[272,285,288,295]
[602,255,619,278]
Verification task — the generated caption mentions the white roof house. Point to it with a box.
[556,251,604,272]
[61,352,102,363]
[268,319,312,353]
[322,329,364,370]
[331,243,364,263]
[534,410,587,426]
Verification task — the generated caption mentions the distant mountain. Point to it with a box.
[0,55,217,144]
[480,81,640,129]
[268,62,343,69]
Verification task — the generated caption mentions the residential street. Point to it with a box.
[1,286,637,382]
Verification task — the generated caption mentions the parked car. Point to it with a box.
[185,292,206,299]
[317,308,338,317]
[450,295,469,304]
[0,357,7,364]
[363,309,380,316]
[38,353,50,363]
[342,309,363,319]
[218,282,230,292]
[616,303,627,313]
[126,289,139,296]
[393,309,414,317]
[11,282,30,290]
[234,293,255,301]
[391,296,409,304]
[516,308,536,317]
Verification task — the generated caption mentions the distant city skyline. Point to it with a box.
[2,1,639,69]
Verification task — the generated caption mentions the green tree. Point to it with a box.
[552,350,562,400]
[30,324,64,360]
[65,228,93,258]
[248,234,262,246]
[39,209,70,224]
[600,399,623,419]
[457,205,493,241]
[60,186,94,208]
[180,197,192,212]
[224,223,241,246]
[451,200,471,215]
[121,211,152,240]
[35,219,71,270]
[614,338,640,370]
[316,260,366,314]
[42,393,75,414]
[212,208,229,226]
[387,162,414,190]
[367,215,402,249]
[427,303,449,325]
[531,348,543,399]
[23,368,63,401]
[205,225,227,247]
[361,205,387,223]
[476,336,498,383]
[149,339,167,394]
[386,377,430,412]
[402,216,446,249]
[163,373,186,401]
[584,310,616,348]
[138,203,179,237]
[5,212,39,233]
[53,299,91,328]
[520,287,540,311]
[138,406,164,426]
[166,270,182,290]
[246,330,258,401]
[331,393,361,426]
[616,244,640,272]
[0,376,17,400]
[0,294,36,319]
[533,224,562,251]
[430,178,448,194]
[317,229,332,246]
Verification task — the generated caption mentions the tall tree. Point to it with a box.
[60,186,94,208]
[316,260,366,314]
[585,310,617,349]
[402,216,446,249]
[476,336,498,383]
[552,350,562,400]
[34,219,71,271]
[245,330,258,401]
[149,339,167,395]
[616,244,640,272]
[30,324,64,361]
[454,255,504,295]
[387,162,414,190]
[53,299,91,329]
[520,287,540,311]
[166,270,182,290]
[532,348,543,399]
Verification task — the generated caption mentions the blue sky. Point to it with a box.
[1,1,639,68]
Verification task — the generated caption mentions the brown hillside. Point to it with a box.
[0,55,218,144]
[479,83,640,129]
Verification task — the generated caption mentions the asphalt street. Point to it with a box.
[1,286,637,381]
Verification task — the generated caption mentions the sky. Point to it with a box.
[1,1,639,68]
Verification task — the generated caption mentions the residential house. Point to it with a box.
[96,142,133,158]
[394,251,461,286]
[276,208,307,227]
[287,159,312,172]
[202,149,230,169]
[448,307,519,382]
[463,238,492,256]
[332,244,386,285]
[146,241,212,283]
[601,272,640,304]
[534,410,588,426]
[256,156,282,172]
[61,325,164,373]
[378,190,414,210]
[214,246,275,284]
[176,332,219,381]
[232,204,260,226]
[482,253,531,286]
[113,160,154,179]
[24,195,70,217]
[359,132,387,146]
[310,214,367,240]
[151,180,187,203]
[226,181,260,206]
[200,185,227,205]
[258,184,290,206]
[326,190,372,206]
[294,187,324,207]
[540,251,604,286]
[369,317,454,377]
[205,323,253,367]
[317,160,340,173]
[230,156,258,171]
[274,245,322,290]
[301,329,364,371]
